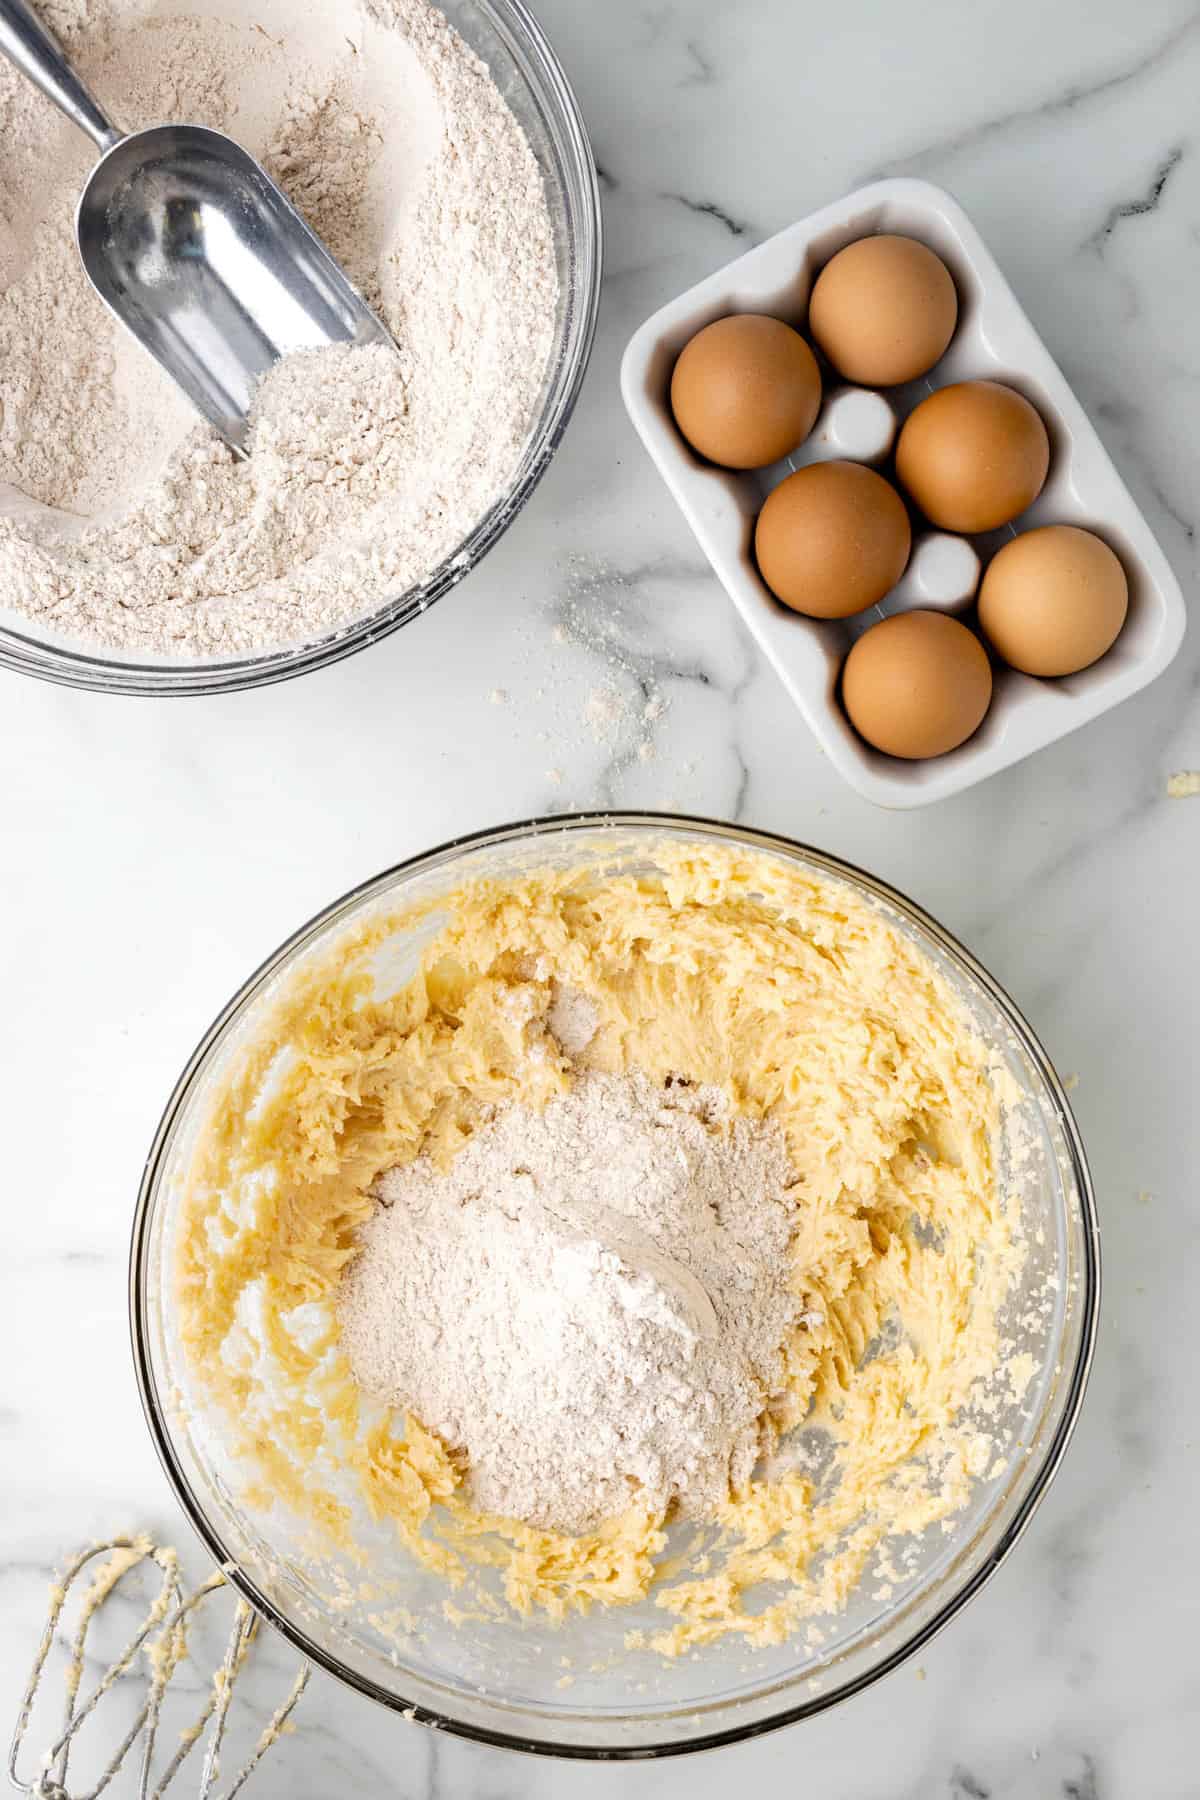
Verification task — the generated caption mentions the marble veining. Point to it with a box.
[2,0,1198,1793]
[1084,145,1186,250]
[866,9,1200,179]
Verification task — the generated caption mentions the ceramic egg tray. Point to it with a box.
[620,177,1186,808]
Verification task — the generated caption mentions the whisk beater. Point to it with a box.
[8,1537,309,1800]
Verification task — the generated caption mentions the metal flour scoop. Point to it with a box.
[0,0,395,457]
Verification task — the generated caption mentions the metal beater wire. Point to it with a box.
[8,1538,310,1800]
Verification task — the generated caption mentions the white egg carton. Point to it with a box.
[620,177,1186,808]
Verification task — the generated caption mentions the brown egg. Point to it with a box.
[978,525,1128,676]
[755,461,911,618]
[670,313,822,469]
[895,380,1050,532]
[842,610,993,759]
[808,234,958,386]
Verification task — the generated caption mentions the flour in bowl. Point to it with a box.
[0,0,557,657]
[338,1071,806,1535]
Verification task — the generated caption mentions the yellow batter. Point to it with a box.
[176,842,1020,1653]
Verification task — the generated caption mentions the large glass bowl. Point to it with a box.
[129,814,1099,1758]
[0,0,600,696]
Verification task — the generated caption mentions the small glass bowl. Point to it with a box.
[0,0,601,695]
[130,814,1099,1758]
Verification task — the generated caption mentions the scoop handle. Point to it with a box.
[0,0,120,152]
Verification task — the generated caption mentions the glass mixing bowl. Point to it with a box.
[0,0,600,696]
[130,815,1099,1757]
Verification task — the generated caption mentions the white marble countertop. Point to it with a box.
[3,0,1198,1793]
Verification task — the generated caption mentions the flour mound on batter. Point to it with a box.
[339,1070,805,1534]
[176,844,1023,1651]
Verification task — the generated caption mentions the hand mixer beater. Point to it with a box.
[8,1537,309,1800]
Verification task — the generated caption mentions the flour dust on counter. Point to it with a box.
[0,0,557,658]
[485,555,679,782]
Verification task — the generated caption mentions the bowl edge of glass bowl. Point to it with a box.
[0,0,603,697]
[127,810,1100,1758]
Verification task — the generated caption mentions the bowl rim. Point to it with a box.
[0,0,603,697]
[128,810,1101,1759]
